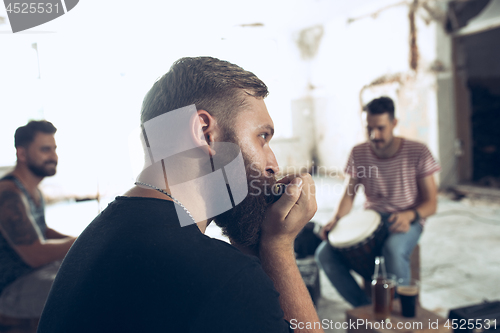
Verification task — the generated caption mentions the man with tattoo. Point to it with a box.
[0,120,76,321]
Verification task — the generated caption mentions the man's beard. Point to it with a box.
[27,156,57,177]
[212,130,277,249]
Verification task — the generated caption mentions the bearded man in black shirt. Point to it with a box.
[38,57,323,333]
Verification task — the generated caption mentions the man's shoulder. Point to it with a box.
[400,138,433,157]
[0,177,19,191]
[0,180,23,202]
[78,197,254,265]
[351,142,371,153]
[402,138,429,150]
[67,199,262,292]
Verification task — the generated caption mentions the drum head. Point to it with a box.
[328,210,381,248]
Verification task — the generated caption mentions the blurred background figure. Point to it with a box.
[0,120,76,328]
[315,96,440,307]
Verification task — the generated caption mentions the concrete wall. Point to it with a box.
[435,19,458,188]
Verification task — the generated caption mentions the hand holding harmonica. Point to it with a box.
[260,174,317,251]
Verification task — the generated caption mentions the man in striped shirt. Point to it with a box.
[315,96,440,307]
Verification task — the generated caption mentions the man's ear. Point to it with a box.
[392,118,398,128]
[193,110,218,156]
[16,147,27,163]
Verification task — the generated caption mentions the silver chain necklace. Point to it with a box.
[134,181,195,224]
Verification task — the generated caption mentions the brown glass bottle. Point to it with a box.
[371,256,391,321]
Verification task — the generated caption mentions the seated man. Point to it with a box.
[315,96,440,307]
[0,121,76,319]
[38,57,323,332]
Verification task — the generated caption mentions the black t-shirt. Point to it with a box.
[38,196,292,333]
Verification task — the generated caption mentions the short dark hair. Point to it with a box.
[140,57,269,131]
[363,96,395,120]
[14,120,57,148]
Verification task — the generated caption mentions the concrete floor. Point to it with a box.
[44,176,500,332]
[308,176,500,333]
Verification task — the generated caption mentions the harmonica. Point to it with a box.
[266,183,287,204]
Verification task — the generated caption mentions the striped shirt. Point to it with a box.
[344,138,440,219]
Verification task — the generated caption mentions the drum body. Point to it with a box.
[328,210,388,280]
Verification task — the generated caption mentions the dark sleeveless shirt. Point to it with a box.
[0,174,47,293]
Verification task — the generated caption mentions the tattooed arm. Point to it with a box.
[0,183,76,268]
